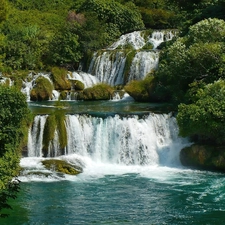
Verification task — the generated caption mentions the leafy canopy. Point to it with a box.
[177,79,225,145]
[0,85,31,217]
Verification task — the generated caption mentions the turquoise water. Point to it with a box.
[2,100,225,225]
[2,166,225,225]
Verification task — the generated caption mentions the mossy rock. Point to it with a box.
[51,67,71,90]
[77,83,114,100]
[124,75,159,102]
[59,91,68,100]
[180,144,225,171]
[42,159,82,175]
[71,80,85,91]
[30,76,53,101]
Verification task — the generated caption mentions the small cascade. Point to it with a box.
[87,30,176,86]
[27,113,189,166]
[108,31,146,50]
[111,92,122,101]
[149,30,176,49]
[68,71,100,88]
[0,76,13,86]
[66,91,78,100]
[88,51,127,86]
[128,51,159,82]
[21,73,55,101]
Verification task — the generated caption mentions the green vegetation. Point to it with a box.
[124,75,158,102]
[77,83,114,100]
[51,67,71,90]
[0,85,31,217]
[42,159,81,175]
[42,104,67,157]
[177,80,225,145]
[30,76,53,101]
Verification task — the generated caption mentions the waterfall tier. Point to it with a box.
[87,30,176,86]
[28,113,188,167]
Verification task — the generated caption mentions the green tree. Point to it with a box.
[155,18,225,103]
[177,79,225,145]
[0,85,31,217]
[78,0,145,35]
[0,0,8,23]
[47,22,82,68]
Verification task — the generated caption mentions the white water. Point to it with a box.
[108,30,175,50]
[68,71,100,88]
[1,30,176,101]
[21,113,190,181]
[87,30,175,86]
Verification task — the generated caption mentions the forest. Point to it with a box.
[1,0,225,217]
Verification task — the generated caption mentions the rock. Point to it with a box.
[42,159,82,175]
[77,83,114,100]
[180,144,225,171]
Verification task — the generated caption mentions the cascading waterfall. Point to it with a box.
[87,30,175,86]
[27,113,189,167]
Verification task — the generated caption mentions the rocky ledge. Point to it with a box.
[180,144,225,172]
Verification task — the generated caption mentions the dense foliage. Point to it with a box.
[0,85,31,217]
[1,0,225,215]
[154,18,225,103]
[0,0,222,72]
[177,80,225,145]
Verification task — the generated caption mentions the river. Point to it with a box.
[2,100,225,225]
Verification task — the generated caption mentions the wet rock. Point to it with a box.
[42,159,82,175]
[180,144,225,171]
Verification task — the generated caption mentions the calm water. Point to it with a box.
[2,166,225,225]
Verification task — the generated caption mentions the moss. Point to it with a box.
[59,90,68,100]
[42,159,81,175]
[51,67,71,90]
[71,80,85,91]
[55,111,67,153]
[30,76,53,101]
[42,105,68,156]
[142,42,154,50]
[123,50,136,83]
[180,144,225,171]
[124,75,157,102]
[42,114,57,157]
[77,83,114,100]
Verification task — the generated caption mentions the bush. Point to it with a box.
[0,85,31,217]
[177,79,225,145]
[155,18,225,103]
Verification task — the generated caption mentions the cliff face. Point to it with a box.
[180,144,225,171]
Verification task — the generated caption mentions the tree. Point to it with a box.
[47,22,82,68]
[155,18,225,103]
[177,79,225,145]
[0,0,8,23]
[0,85,31,217]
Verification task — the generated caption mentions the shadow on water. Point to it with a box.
[28,100,175,117]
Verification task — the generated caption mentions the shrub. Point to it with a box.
[177,79,225,145]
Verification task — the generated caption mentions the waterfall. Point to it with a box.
[68,71,100,88]
[87,30,176,86]
[27,113,189,166]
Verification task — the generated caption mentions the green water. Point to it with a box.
[2,167,225,225]
[28,100,174,116]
